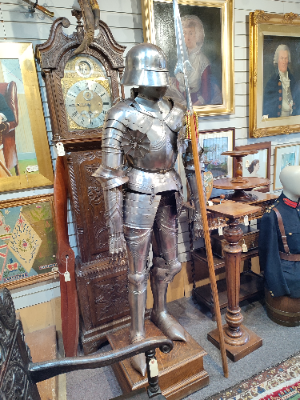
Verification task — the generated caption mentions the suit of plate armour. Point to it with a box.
[93,94,191,374]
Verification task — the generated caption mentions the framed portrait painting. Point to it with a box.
[0,194,58,290]
[249,11,300,138]
[274,143,300,190]
[141,0,234,116]
[0,42,53,192]
[198,128,234,179]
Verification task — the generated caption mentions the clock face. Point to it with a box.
[62,55,112,131]
[65,80,111,129]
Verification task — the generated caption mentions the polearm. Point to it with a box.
[173,0,229,378]
[21,0,54,18]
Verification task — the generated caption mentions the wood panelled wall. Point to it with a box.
[1,0,300,307]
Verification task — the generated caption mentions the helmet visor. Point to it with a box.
[121,69,169,87]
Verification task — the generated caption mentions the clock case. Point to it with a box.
[36,12,125,147]
[36,13,131,354]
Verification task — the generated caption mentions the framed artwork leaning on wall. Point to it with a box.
[141,0,234,116]
[0,194,58,290]
[198,127,235,179]
[274,143,300,190]
[249,11,300,138]
[234,141,271,192]
[0,42,53,192]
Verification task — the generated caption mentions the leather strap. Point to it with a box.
[279,251,300,261]
[273,207,290,254]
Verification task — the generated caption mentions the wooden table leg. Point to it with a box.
[223,218,249,346]
[207,217,262,361]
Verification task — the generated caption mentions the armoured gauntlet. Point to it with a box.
[103,187,127,258]
[93,162,129,259]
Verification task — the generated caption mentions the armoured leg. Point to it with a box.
[123,192,160,376]
[151,192,186,341]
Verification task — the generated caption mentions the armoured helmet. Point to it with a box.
[121,43,169,87]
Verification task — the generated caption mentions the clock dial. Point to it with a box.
[62,55,113,131]
[65,80,111,129]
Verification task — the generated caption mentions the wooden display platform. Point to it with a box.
[107,319,209,400]
[193,271,264,318]
[207,324,263,362]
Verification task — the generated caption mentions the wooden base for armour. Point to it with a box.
[107,319,209,400]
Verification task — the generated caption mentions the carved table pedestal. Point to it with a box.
[206,201,263,361]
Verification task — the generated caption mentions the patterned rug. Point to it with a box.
[206,352,300,400]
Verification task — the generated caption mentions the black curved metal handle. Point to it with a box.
[28,336,173,383]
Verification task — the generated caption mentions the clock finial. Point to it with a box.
[72,9,83,29]
[73,0,100,56]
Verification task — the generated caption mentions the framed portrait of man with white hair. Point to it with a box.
[249,11,300,138]
[141,0,234,117]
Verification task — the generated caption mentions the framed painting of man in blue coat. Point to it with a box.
[250,11,300,138]
[141,0,234,117]
[263,37,300,119]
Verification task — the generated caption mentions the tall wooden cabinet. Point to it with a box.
[36,13,130,354]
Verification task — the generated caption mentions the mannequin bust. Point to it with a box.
[279,166,300,201]
[259,166,300,299]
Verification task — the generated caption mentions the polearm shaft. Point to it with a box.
[189,112,229,378]
[21,0,54,18]
[172,0,228,377]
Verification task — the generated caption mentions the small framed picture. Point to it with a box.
[234,142,271,191]
[274,143,300,190]
[198,128,235,179]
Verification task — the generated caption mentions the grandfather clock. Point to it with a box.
[36,12,130,354]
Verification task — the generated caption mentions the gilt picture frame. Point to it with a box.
[274,143,300,190]
[0,42,53,192]
[0,194,58,290]
[141,0,234,116]
[249,11,300,138]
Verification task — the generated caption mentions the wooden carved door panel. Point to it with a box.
[67,150,109,263]
[87,268,130,328]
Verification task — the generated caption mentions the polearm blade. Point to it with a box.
[172,0,229,378]
[173,0,193,113]
[21,0,54,18]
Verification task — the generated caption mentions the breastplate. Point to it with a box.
[127,118,178,171]
[123,99,184,195]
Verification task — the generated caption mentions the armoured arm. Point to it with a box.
[93,115,129,257]
[182,139,205,239]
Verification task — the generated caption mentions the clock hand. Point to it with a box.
[76,103,91,107]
